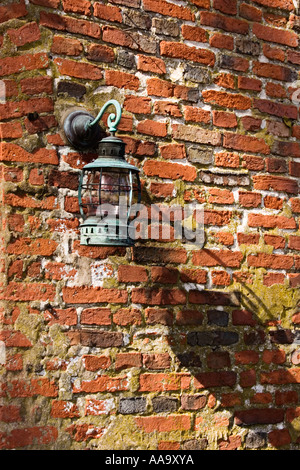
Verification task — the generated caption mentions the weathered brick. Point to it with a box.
[160,41,215,66]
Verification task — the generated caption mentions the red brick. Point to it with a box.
[200,11,249,34]
[192,249,243,268]
[194,371,236,388]
[218,436,242,450]
[54,58,102,80]
[86,43,116,63]
[241,371,256,389]
[118,265,148,283]
[7,22,40,46]
[7,238,57,256]
[0,122,23,139]
[237,233,260,245]
[145,307,173,326]
[143,0,194,21]
[254,99,297,119]
[143,353,171,369]
[247,253,293,269]
[264,272,285,286]
[137,120,167,137]
[131,288,186,305]
[224,132,270,154]
[290,161,300,177]
[51,401,80,418]
[253,175,298,194]
[268,429,291,448]
[115,353,142,370]
[73,375,128,393]
[211,270,231,286]
[160,143,186,160]
[160,41,215,66]
[147,77,175,98]
[215,151,239,168]
[94,2,122,22]
[62,287,128,304]
[143,160,196,181]
[102,26,154,53]
[0,405,22,423]
[213,110,237,128]
[154,100,182,117]
[275,391,298,405]
[209,33,234,50]
[208,188,234,204]
[248,214,296,229]
[136,415,191,433]
[264,234,285,249]
[235,408,284,425]
[151,266,178,284]
[263,44,285,62]
[287,49,300,65]
[175,309,204,325]
[113,308,142,326]
[80,308,111,326]
[239,191,262,208]
[0,52,48,77]
[180,269,207,284]
[290,198,300,213]
[181,24,208,42]
[0,0,28,23]
[51,35,83,56]
[82,355,111,371]
[253,61,295,82]
[2,426,58,450]
[124,96,151,116]
[106,69,139,91]
[40,11,101,39]
[260,369,300,384]
[213,0,237,15]
[235,351,259,365]
[184,106,211,124]
[139,373,190,392]
[20,76,53,95]
[253,23,298,47]
[238,76,262,92]
[288,236,300,251]
[214,232,234,246]
[0,330,32,348]
[239,3,262,21]
[202,90,251,110]
[62,0,91,14]
[204,210,232,226]
[137,55,166,74]
[149,182,174,198]
[252,0,294,10]
[289,273,300,288]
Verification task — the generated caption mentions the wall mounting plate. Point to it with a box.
[63,110,105,150]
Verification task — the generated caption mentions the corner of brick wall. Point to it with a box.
[0,0,300,451]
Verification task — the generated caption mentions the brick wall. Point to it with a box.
[0,0,300,450]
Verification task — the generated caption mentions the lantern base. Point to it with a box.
[80,219,135,247]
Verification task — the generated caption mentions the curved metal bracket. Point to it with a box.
[86,99,122,136]
[63,100,123,150]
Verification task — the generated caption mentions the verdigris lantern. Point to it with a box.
[63,100,141,247]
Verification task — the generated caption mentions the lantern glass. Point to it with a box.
[79,165,141,246]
